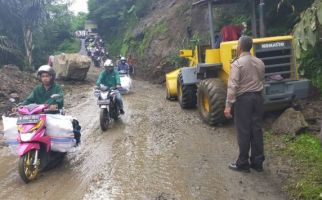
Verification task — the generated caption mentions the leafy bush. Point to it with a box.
[298,44,322,92]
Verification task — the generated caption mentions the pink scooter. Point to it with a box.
[12,94,66,183]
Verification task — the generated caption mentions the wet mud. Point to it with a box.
[0,78,288,200]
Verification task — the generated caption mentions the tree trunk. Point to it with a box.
[23,25,33,68]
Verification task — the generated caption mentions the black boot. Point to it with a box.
[228,163,250,173]
[120,109,125,115]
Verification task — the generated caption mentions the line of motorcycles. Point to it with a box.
[85,35,107,68]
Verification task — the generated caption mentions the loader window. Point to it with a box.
[198,45,211,63]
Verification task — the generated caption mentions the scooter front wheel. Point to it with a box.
[100,108,109,131]
[18,150,40,183]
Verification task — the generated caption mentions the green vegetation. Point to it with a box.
[54,39,81,55]
[88,0,152,57]
[265,133,322,200]
[33,3,86,67]
[299,45,322,92]
[0,0,87,70]
[293,0,322,92]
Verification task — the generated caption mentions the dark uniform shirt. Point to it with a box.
[117,63,130,73]
[96,70,121,88]
[23,83,64,109]
[226,52,265,108]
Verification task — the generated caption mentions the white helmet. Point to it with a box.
[120,57,126,61]
[37,65,56,82]
[104,59,114,68]
[37,65,55,77]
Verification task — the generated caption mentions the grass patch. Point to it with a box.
[265,133,322,200]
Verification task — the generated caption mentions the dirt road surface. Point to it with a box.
[0,77,288,200]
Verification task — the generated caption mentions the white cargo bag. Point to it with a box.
[46,114,76,152]
[50,137,76,152]
[120,75,132,94]
[2,116,19,154]
[2,115,76,153]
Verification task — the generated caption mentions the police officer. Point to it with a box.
[224,36,265,172]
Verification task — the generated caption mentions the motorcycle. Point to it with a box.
[9,94,67,183]
[94,85,120,131]
[93,55,101,68]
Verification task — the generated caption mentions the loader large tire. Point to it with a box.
[177,73,197,109]
[197,78,227,125]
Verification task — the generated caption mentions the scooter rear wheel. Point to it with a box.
[18,150,40,183]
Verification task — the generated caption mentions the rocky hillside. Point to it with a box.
[120,0,242,83]
[121,0,196,83]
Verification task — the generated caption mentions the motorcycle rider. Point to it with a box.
[117,57,130,74]
[96,59,125,115]
[23,65,63,110]
[18,65,81,145]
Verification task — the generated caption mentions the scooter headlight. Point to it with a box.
[100,92,109,99]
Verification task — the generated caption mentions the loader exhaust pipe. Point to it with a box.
[259,0,266,37]
[251,0,257,38]
[208,1,216,48]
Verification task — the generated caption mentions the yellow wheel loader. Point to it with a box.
[165,0,310,125]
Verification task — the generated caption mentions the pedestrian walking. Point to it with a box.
[224,36,266,172]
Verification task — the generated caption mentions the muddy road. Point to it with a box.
[0,78,287,200]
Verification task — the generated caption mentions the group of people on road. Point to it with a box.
[85,34,107,67]
[15,34,266,174]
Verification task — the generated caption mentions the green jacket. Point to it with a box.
[23,83,64,109]
[96,70,121,88]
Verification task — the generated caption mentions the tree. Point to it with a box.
[0,0,49,67]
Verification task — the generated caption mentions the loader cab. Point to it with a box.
[165,0,310,126]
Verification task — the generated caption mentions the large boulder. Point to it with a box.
[53,53,91,81]
[271,108,308,135]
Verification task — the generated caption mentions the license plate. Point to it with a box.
[97,100,110,105]
[17,115,40,125]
